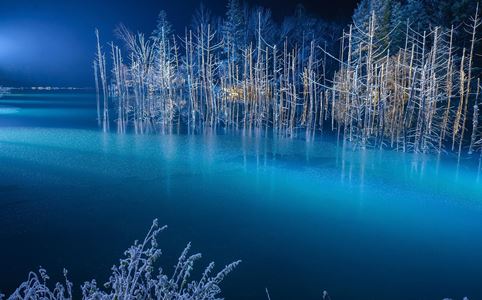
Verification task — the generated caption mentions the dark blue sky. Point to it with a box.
[0,0,357,87]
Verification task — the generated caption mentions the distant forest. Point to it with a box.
[95,0,482,157]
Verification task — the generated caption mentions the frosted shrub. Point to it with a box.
[2,219,240,300]
[2,268,72,300]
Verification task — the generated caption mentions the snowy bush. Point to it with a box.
[1,219,240,300]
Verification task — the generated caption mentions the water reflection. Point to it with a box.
[2,92,482,300]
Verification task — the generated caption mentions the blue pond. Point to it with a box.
[1,91,482,299]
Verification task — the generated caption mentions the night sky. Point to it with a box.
[0,0,358,87]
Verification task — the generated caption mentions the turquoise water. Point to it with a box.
[1,92,482,299]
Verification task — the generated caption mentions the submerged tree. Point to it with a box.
[93,0,482,157]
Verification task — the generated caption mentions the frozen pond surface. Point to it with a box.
[1,92,482,299]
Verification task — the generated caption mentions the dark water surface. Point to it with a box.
[1,92,482,299]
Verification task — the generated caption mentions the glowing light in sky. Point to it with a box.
[0,19,85,86]
[0,35,16,60]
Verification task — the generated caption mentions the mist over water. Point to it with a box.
[1,91,482,299]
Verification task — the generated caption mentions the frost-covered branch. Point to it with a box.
[2,220,240,300]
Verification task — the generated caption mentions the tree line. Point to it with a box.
[94,0,482,158]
